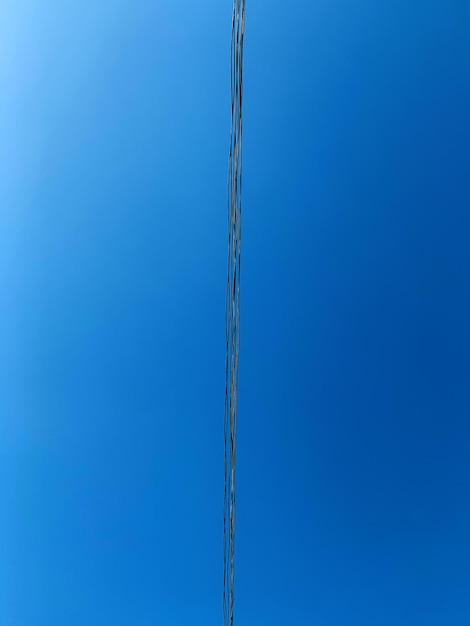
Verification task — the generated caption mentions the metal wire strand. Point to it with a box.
[224,2,245,626]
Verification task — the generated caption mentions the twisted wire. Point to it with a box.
[224,2,245,626]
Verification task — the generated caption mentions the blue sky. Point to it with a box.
[1,1,469,625]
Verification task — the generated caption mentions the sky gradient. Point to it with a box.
[1,1,470,625]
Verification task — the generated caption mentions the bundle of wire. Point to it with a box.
[224,1,245,625]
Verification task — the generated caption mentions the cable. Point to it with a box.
[224,2,245,626]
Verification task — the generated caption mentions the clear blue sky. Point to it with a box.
[1,1,469,624]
